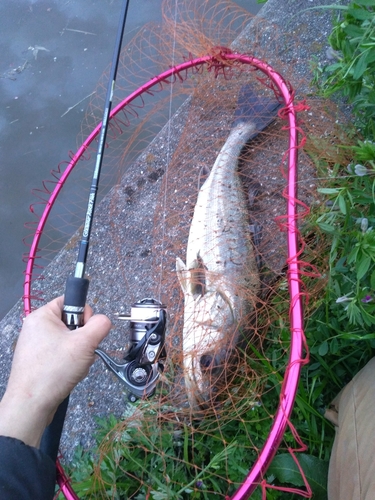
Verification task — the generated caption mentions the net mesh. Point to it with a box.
[22,1,343,498]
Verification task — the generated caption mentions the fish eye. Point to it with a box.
[200,354,213,370]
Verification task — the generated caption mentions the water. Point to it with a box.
[0,0,261,320]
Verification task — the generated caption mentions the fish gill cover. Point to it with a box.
[23,0,344,498]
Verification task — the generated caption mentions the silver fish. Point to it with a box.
[176,88,279,413]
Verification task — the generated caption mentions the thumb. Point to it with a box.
[80,314,112,348]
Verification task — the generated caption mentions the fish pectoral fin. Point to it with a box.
[176,257,189,294]
[249,222,262,247]
[198,165,211,190]
[247,180,261,208]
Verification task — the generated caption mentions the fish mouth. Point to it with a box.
[181,288,237,411]
[185,350,230,411]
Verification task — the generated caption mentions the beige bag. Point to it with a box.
[325,357,375,500]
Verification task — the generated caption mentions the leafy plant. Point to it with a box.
[61,397,290,499]
[312,0,375,136]
[268,454,328,500]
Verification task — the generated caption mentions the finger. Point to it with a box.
[80,314,112,348]
[83,304,94,323]
[46,296,65,317]
[24,296,65,328]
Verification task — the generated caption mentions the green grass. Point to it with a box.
[311,0,375,137]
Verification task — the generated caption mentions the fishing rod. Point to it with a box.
[40,0,167,462]
[63,0,130,322]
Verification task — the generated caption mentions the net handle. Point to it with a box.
[23,52,303,500]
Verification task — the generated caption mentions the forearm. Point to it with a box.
[0,391,52,448]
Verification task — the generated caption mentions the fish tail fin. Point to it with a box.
[233,84,281,136]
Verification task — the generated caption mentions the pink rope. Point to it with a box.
[23,50,309,499]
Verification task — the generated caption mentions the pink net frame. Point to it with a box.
[23,50,308,500]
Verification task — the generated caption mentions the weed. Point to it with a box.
[312,1,375,137]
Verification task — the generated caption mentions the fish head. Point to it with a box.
[183,289,238,411]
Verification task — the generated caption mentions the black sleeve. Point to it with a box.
[0,436,56,500]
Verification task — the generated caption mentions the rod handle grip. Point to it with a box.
[62,276,90,330]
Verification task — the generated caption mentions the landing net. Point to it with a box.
[22,1,337,498]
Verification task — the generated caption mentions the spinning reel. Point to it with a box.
[95,298,167,402]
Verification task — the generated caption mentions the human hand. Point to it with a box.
[0,296,112,448]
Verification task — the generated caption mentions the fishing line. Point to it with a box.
[157,0,179,301]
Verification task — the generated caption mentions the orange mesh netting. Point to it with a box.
[22,1,341,498]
